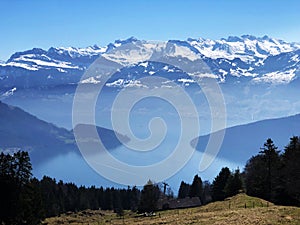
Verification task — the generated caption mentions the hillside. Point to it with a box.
[0,101,128,165]
[0,100,74,164]
[192,114,300,165]
[44,194,300,225]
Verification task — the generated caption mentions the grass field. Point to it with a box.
[43,193,300,225]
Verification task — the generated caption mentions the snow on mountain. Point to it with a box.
[53,45,107,58]
[1,87,17,98]
[253,68,297,84]
[0,35,300,88]
[80,76,101,84]
[1,61,40,71]
[105,79,148,88]
[188,35,300,62]
[8,54,80,70]
[101,39,159,66]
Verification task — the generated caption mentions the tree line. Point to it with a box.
[177,136,300,207]
[0,151,143,224]
[1,136,300,224]
[178,167,243,203]
[0,151,172,224]
[244,137,300,205]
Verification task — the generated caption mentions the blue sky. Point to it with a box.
[1,0,300,60]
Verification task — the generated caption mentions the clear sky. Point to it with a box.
[1,0,300,60]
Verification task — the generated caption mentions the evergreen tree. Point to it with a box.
[282,136,300,205]
[138,180,160,213]
[178,181,190,199]
[14,151,32,186]
[211,167,231,201]
[20,178,45,224]
[40,176,61,217]
[224,168,243,197]
[113,190,123,216]
[245,154,268,199]
[260,138,281,201]
[0,152,18,224]
[245,138,281,202]
[63,182,79,212]
[202,181,212,204]
[103,188,113,210]
[0,151,42,225]
[189,175,203,201]
[129,186,140,211]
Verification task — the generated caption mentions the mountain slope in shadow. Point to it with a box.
[191,114,300,164]
[0,101,129,165]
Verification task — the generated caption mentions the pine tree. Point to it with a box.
[189,175,203,201]
[245,139,281,202]
[245,154,268,198]
[211,167,231,201]
[21,178,45,224]
[282,136,300,205]
[178,181,190,199]
[103,188,113,210]
[129,186,140,211]
[14,151,32,186]
[224,168,243,197]
[202,181,212,204]
[138,180,160,213]
[0,151,43,224]
[113,190,123,216]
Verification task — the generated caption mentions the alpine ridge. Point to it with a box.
[0,35,299,90]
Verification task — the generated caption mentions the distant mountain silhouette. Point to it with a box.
[0,101,129,165]
[191,114,300,164]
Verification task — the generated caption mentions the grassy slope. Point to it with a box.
[44,193,300,225]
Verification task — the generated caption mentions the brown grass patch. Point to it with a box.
[43,194,300,225]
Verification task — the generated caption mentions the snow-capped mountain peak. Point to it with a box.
[188,35,300,62]
[0,35,299,88]
[48,45,107,58]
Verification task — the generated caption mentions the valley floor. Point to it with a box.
[44,194,300,225]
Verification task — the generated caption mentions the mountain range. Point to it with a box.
[0,35,300,92]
